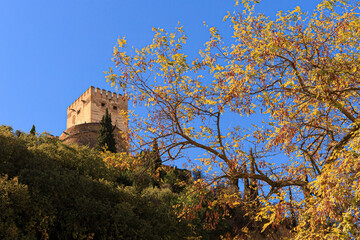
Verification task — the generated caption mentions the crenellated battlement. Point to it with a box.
[92,86,124,100]
[67,86,125,110]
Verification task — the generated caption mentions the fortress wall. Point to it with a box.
[59,123,127,153]
[66,87,92,129]
[90,87,128,133]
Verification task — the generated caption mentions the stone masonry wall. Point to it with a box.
[66,87,92,129]
[59,123,127,153]
[89,86,128,134]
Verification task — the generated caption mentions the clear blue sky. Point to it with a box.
[0,0,318,136]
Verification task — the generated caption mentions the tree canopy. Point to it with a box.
[107,0,360,238]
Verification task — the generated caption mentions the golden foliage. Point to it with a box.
[107,0,360,238]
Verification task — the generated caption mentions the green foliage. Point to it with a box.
[151,139,162,171]
[1,123,254,239]
[163,167,192,193]
[0,175,37,240]
[0,125,193,239]
[97,108,117,153]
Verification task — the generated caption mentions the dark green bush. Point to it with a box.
[0,125,191,239]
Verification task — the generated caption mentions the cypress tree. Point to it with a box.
[150,140,164,186]
[30,125,36,135]
[97,108,117,153]
[151,139,162,170]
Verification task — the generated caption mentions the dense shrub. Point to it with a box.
[0,125,191,239]
[0,175,36,240]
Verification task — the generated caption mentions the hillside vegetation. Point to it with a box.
[0,125,208,240]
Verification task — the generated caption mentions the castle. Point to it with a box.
[59,86,128,152]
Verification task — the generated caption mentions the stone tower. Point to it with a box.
[59,86,128,152]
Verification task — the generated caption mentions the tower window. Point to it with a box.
[113,106,117,110]
[101,103,106,107]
